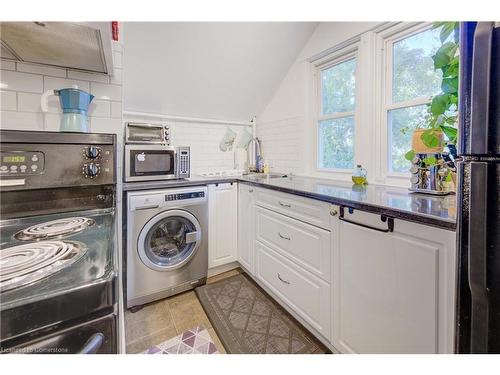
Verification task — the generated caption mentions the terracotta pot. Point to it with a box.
[411,129,444,153]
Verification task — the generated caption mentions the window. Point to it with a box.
[317,56,357,170]
[386,26,449,173]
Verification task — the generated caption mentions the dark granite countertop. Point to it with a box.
[123,174,457,230]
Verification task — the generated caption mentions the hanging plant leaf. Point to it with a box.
[441,58,459,78]
[440,125,458,141]
[449,94,459,105]
[439,22,457,43]
[404,149,416,161]
[433,21,447,29]
[433,42,458,69]
[442,77,458,94]
[433,51,451,69]
[445,115,458,125]
[431,94,450,116]
[421,129,441,148]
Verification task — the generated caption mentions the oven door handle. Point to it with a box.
[78,332,104,354]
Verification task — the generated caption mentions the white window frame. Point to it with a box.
[374,22,436,186]
[313,44,360,175]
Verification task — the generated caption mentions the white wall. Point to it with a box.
[122,22,317,122]
[257,22,382,176]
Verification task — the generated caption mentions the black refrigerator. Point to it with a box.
[456,21,500,353]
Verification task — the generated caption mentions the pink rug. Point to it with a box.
[142,326,219,354]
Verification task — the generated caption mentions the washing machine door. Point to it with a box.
[137,209,202,271]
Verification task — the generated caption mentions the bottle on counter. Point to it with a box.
[263,160,270,174]
[352,164,368,185]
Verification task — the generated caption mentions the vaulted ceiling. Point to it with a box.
[123,22,318,121]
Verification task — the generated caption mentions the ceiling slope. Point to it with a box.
[123,22,317,121]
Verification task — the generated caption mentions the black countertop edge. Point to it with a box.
[122,178,238,192]
[122,177,456,231]
[238,180,456,231]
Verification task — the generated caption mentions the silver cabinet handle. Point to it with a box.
[277,273,290,285]
[330,208,338,216]
[278,232,290,240]
[278,201,291,208]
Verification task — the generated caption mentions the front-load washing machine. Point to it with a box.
[126,186,208,308]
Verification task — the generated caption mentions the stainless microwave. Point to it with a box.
[126,122,170,145]
[124,144,190,182]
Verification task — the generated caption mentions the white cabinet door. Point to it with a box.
[333,209,456,354]
[208,183,238,268]
[255,241,331,340]
[238,183,255,274]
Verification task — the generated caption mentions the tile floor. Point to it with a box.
[125,268,242,354]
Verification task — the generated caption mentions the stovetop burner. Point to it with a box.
[0,240,87,292]
[13,217,95,241]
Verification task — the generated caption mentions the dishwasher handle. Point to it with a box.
[339,206,394,233]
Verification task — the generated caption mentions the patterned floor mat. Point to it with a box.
[195,273,328,354]
[142,326,219,354]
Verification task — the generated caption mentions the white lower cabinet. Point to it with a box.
[208,183,238,268]
[238,183,255,273]
[255,241,331,340]
[332,209,456,354]
[234,186,456,353]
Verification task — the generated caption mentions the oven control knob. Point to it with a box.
[85,146,100,159]
[84,163,99,177]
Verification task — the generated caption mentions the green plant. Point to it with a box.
[404,22,460,162]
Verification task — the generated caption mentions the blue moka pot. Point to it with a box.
[41,88,94,132]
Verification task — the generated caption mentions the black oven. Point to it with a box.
[2,313,117,354]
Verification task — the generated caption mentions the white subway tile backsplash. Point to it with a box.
[257,116,302,173]
[67,70,110,84]
[112,41,123,52]
[17,92,42,112]
[44,113,61,131]
[1,55,120,136]
[44,76,90,92]
[110,68,122,85]
[0,60,16,71]
[122,119,247,174]
[111,101,122,118]
[113,51,123,68]
[90,82,122,101]
[88,100,111,117]
[0,90,17,111]
[0,70,43,93]
[91,117,122,135]
[0,111,44,130]
[17,63,66,78]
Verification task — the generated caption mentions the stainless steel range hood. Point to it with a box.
[0,22,114,74]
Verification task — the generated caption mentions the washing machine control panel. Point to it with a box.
[165,191,205,201]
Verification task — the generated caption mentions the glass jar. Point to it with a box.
[352,164,367,185]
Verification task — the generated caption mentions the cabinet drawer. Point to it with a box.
[256,207,331,281]
[255,188,332,230]
[255,241,331,339]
